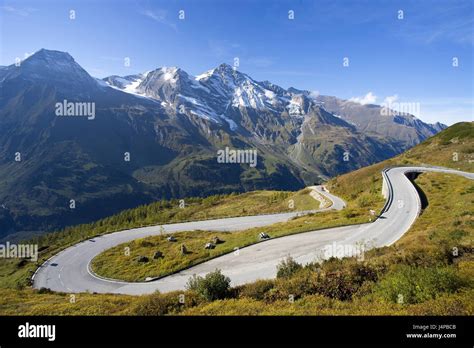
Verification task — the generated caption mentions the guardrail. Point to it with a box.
[379,168,394,216]
[378,165,431,217]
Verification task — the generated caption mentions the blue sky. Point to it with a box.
[0,0,472,125]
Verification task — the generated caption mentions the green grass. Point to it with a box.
[0,259,37,290]
[0,288,137,315]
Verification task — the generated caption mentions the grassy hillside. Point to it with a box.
[0,122,472,315]
[403,122,473,171]
[327,122,473,200]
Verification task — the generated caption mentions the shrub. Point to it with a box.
[316,261,383,300]
[314,271,359,301]
[374,265,466,304]
[268,259,384,302]
[134,292,178,315]
[408,290,474,315]
[276,256,302,279]
[15,282,25,290]
[347,263,380,285]
[37,287,53,294]
[186,269,231,301]
[133,290,203,315]
[353,280,377,298]
[238,279,275,300]
[139,240,154,247]
[269,269,316,301]
[16,259,28,268]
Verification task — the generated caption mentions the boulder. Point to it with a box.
[212,236,224,244]
[153,251,163,259]
[137,255,149,263]
[204,242,215,249]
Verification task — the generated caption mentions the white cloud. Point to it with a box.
[349,91,377,105]
[309,90,320,99]
[1,5,37,16]
[142,9,165,22]
[418,97,474,125]
[140,9,177,31]
[383,94,399,105]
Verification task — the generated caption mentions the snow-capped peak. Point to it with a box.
[196,68,216,81]
[102,63,318,129]
[103,72,149,96]
[144,67,183,83]
[162,67,178,81]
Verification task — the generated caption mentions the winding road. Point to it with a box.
[33,166,473,295]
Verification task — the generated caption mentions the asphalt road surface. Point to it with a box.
[33,166,473,295]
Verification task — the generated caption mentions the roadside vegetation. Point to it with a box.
[0,122,472,315]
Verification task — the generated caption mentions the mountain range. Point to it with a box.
[0,49,446,239]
